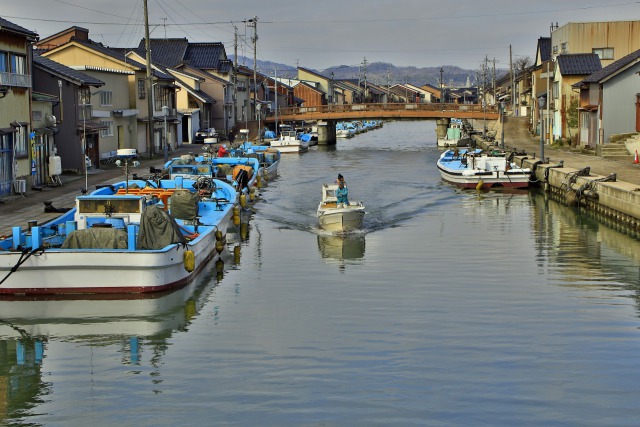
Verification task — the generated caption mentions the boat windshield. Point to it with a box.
[78,197,142,214]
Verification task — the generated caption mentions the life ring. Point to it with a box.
[184,250,195,272]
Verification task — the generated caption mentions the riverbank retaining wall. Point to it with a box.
[473,123,640,231]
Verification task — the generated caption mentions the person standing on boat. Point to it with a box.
[336,179,349,208]
[217,144,227,157]
[336,173,346,187]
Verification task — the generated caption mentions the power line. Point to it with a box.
[6,1,639,27]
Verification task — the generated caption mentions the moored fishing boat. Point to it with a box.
[0,153,237,295]
[437,119,471,147]
[317,183,365,233]
[270,129,309,153]
[164,153,261,206]
[437,148,531,189]
[230,142,281,181]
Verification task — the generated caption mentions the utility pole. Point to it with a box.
[386,68,390,104]
[143,0,154,158]
[509,45,515,115]
[233,26,238,124]
[362,57,368,104]
[247,16,258,123]
[405,75,409,103]
[547,22,557,147]
[482,56,488,138]
[274,68,278,130]
[492,58,496,106]
[439,67,444,103]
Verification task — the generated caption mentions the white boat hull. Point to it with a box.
[317,203,366,233]
[437,137,470,147]
[0,212,232,295]
[270,142,308,153]
[437,149,531,189]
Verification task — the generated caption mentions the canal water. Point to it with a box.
[2,121,640,426]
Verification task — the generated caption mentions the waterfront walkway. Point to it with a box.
[495,116,640,185]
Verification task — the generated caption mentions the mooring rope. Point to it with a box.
[0,246,45,286]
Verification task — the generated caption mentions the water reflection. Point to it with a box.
[0,268,222,419]
[530,190,640,304]
[317,233,366,270]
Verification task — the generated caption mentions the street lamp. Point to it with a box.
[500,101,505,149]
[330,72,334,108]
[538,96,546,162]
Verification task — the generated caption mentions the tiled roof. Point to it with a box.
[66,39,173,79]
[134,39,228,72]
[582,48,640,83]
[33,53,104,86]
[538,37,551,62]
[556,53,602,75]
[135,38,189,67]
[71,38,146,69]
[175,80,215,103]
[184,43,227,69]
[0,16,38,39]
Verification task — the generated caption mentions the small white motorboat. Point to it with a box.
[436,148,531,189]
[270,129,309,153]
[316,183,365,233]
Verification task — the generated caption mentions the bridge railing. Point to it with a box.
[269,103,498,117]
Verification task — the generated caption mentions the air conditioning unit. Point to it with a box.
[44,114,57,127]
[14,179,26,194]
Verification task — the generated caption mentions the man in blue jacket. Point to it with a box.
[336,180,349,208]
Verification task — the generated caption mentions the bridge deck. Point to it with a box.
[267,103,499,122]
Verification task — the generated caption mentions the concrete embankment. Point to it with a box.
[475,116,640,232]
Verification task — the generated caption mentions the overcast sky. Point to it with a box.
[3,0,639,72]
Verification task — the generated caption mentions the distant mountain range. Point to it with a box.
[231,56,488,88]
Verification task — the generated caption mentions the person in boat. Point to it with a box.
[336,179,349,208]
[336,173,347,187]
[217,144,227,157]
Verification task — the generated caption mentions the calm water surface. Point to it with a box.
[3,121,640,426]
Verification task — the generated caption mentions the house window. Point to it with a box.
[32,110,43,121]
[0,52,7,72]
[592,48,614,60]
[100,120,114,137]
[99,90,113,106]
[552,45,558,54]
[138,79,146,99]
[14,125,27,157]
[553,82,559,99]
[154,86,171,111]
[580,112,590,130]
[561,42,568,53]
[10,54,26,74]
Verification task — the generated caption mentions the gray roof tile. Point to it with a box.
[582,49,640,83]
[557,53,602,75]
[33,53,104,86]
[0,16,38,39]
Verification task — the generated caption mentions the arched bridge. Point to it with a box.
[265,103,499,123]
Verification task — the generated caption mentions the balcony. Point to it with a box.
[0,72,32,88]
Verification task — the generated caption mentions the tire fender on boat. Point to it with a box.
[184,250,195,272]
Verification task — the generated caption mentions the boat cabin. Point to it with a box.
[75,194,155,230]
[321,184,339,204]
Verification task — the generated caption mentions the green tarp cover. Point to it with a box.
[137,205,187,250]
[61,228,129,249]
[170,190,199,221]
